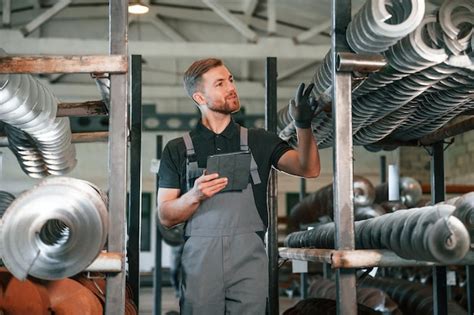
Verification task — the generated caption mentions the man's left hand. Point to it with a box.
[289,82,319,129]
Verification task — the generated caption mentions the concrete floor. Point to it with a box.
[139,286,299,314]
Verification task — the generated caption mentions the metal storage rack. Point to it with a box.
[270,0,474,314]
[0,1,134,314]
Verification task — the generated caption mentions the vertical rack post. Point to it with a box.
[331,0,357,314]
[106,0,128,314]
[265,56,279,315]
[299,178,308,298]
[153,135,163,315]
[128,54,143,309]
[467,265,474,315]
[431,141,447,315]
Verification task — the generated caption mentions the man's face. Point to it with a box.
[195,65,240,114]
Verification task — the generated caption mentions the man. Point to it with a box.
[157,58,320,314]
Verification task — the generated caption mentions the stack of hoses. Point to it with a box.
[0,177,108,280]
[284,204,470,264]
[374,176,423,208]
[277,0,473,150]
[0,191,15,219]
[0,49,77,178]
[287,175,375,232]
[359,277,468,315]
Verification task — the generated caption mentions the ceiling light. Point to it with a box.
[128,0,149,15]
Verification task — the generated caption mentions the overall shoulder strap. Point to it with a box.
[182,132,195,157]
[239,127,261,185]
[183,132,199,191]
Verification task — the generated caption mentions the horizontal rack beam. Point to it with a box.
[85,252,122,272]
[279,248,474,269]
[0,131,109,146]
[57,100,108,117]
[0,55,127,73]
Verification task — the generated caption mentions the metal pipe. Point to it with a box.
[332,0,357,314]
[336,52,387,72]
[105,0,128,313]
[128,54,142,310]
[153,135,163,315]
[265,56,279,315]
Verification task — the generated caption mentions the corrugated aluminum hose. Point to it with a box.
[359,276,468,315]
[284,204,471,264]
[287,175,375,232]
[444,192,474,241]
[0,191,15,219]
[374,177,423,208]
[277,0,473,150]
[0,177,108,280]
[346,0,425,54]
[0,60,77,177]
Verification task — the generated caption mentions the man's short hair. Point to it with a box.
[183,58,223,98]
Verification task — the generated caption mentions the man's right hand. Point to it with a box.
[190,172,228,201]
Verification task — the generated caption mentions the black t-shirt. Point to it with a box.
[158,119,292,227]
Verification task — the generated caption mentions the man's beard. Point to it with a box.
[208,98,240,114]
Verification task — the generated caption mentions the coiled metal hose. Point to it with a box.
[0,177,108,280]
[285,204,470,264]
[0,49,77,178]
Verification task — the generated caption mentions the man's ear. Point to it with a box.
[192,91,206,105]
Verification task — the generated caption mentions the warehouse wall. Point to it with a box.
[399,129,474,185]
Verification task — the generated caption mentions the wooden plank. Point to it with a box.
[0,55,127,74]
[0,131,108,147]
[57,100,108,117]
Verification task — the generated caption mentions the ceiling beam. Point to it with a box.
[277,60,319,82]
[267,0,276,35]
[20,0,72,37]
[41,81,298,100]
[2,0,11,27]
[147,16,186,42]
[294,19,331,43]
[201,0,258,42]
[243,0,259,17]
[1,30,328,60]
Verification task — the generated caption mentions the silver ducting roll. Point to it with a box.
[444,192,474,241]
[359,277,468,315]
[287,175,375,232]
[375,177,423,208]
[0,49,77,178]
[0,177,108,280]
[285,204,471,264]
[346,0,425,54]
[0,191,15,219]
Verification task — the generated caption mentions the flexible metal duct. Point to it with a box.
[444,192,474,241]
[308,276,401,314]
[359,277,468,315]
[346,0,425,54]
[0,50,77,177]
[281,297,389,315]
[0,177,108,280]
[374,177,423,208]
[0,191,15,219]
[287,175,375,232]
[277,0,473,149]
[285,204,471,263]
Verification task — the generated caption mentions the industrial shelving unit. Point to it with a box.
[271,1,474,315]
[0,1,136,314]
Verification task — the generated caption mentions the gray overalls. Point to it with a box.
[180,127,268,315]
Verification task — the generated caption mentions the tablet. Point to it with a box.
[206,151,251,191]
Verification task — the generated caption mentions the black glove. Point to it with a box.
[289,83,319,129]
